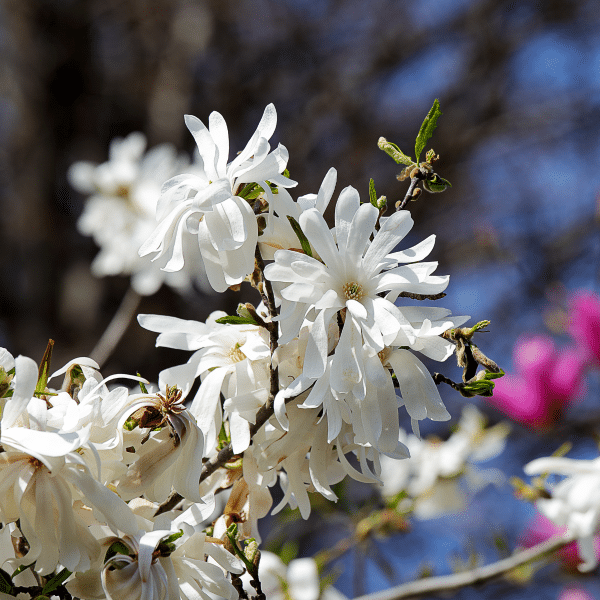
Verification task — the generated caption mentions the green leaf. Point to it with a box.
[286,216,313,257]
[377,138,414,166]
[0,568,14,595]
[12,563,35,578]
[215,316,259,326]
[35,339,55,396]
[415,99,441,164]
[368,179,377,207]
[42,568,72,594]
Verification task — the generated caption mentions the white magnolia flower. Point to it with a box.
[524,455,600,571]
[69,499,243,600]
[264,190,449,380]
[69,132,206,295]
[0,427,137,574]
[138,311,271,454]
[139,104,297,292]
[113,381,206,504]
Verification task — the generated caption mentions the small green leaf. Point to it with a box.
[162,530,184,545]
[415,99,441,164]
[0,568,14,594]
[287,216,313,257]
[368,179,377,207]
[35,339,55,395]
[42,568,72,594]
[423,174,452,193]
[215,316,259,326]
[377,138,414,166]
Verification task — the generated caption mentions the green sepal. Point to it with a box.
[35,339,54,396]
[104,540,131,563]
[123,417,138,431]
[462,369,505,398]
[215,316,259,326]
[287,216,313,257]
[12,563,35,578]
[42,568,72,594]
[0,567,14,595]
[377,138,414,166]
[157,529,184,557]
[415,99,441,164]
[368,179,377,207]
[226,523,254,572]
[137,374,148,395]
[238,182,263,200]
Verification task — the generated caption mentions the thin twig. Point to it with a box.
[396,177,421,211]
[253,244,279,402]
[352,533,572,600]
[90,286,142,369]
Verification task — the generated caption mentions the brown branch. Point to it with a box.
[396,292,446,301]
[352,533,572,600]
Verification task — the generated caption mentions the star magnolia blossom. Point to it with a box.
[0,427,137,575]
[139,104,297,292]
[524,455,600,571]
[112,382,206,503]
[264,189,449,380]
[266,190,463,437]
[138,311,271,454]
[69,133,205,295]
[68,499,243,600]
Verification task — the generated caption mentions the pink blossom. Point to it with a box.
[559,588,595,600]
[569,291,600,368]
[487,335,585,428]
[521,514,600,571]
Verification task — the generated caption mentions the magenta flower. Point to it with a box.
[487,335,585,428]
[569,291,600,368]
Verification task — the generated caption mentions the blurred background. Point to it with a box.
[1,0,600,598]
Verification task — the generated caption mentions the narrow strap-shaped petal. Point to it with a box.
[209,111,229,177]
[334,185,360,254]
[299,209,342,272]
[362,210,414,274]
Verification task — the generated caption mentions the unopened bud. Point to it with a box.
[244,539,260,570]
[411,188,422,201]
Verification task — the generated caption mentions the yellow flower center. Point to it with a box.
[343,282,364,301]
[228,343,246,363]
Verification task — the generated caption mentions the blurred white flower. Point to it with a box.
[69,132,207,295]
[380,405,509,519]
[524,455,600,571]
[139,104,296,292]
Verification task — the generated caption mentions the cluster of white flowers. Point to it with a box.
[0,348,243,599]
[1,104,481,598]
